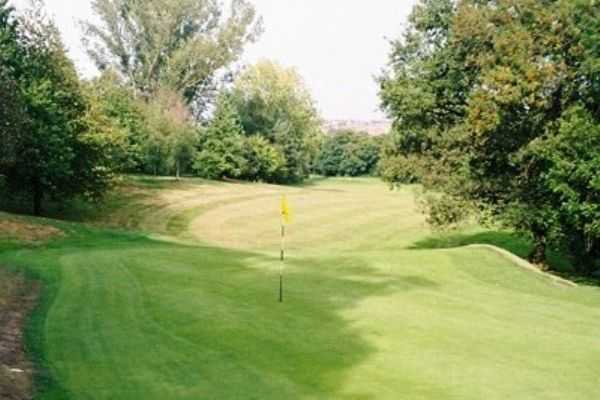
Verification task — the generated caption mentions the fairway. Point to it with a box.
[1,178,600,399]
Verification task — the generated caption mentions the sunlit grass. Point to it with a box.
[1,178,599,399]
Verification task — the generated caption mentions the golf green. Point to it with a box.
[1,178,599,399]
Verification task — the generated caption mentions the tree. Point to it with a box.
[0,0,24,174]
[379,0,465,158]
[171,129,197,179]
[140,88,197,177]
[82,0,262,107]
[2,1,115,215]
[0,71,23,172]
[193,95,246,179]
[314,130,382,177]
[447,0,597,266]
[377,135,426,185]
[239,135,286,182]
[83,71,148,172]
[229,60,322,182]
[380,0,600,274]
[378,0,470,195]
[518,106,600,274]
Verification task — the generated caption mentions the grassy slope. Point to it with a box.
[1,178,599,399]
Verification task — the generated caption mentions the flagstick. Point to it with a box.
[279,223,285,303]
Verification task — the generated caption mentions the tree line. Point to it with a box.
[1,0,385,216]
[379,0,600,275]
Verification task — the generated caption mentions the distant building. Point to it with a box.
[323,119,391,136]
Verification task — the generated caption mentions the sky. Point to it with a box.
[10,0,417,121]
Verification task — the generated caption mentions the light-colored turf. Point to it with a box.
[1,178,599,399]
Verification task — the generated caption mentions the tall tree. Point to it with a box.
[2,1,115,215]
[380,0,600,274]
[82,0,262,106]
[379,0,464,157]
[142,88,197,178]
[0,71,23,171]
[378,0,471,196]
[239,135,286,182]
[314,130,382,177]
[229,60,322,183]
[193,95,246,179]
[0,0,26,173]
[517,106,600,274]
[449,0,591,264]
[83,70,148,172]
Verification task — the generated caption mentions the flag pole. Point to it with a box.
[279,194,291,303]
[279,222,285,303]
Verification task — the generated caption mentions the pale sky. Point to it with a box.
[10,0,416,121]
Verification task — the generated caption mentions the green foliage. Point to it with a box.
[420,193,474,232]
[239,136,286,182]
[0,65,24,175]
[380,0,600,274]
[82,0,262,105]
[314,130,382,177]
[0,0,24,172]
[83,71,147,172]
[229,60,322,182]
[193,96,246,179]
[378,154,422,185]
[141,89,197,177]
[85,75,198,178]
[378,0,470,189]
[192,93,291,182]
[1,2,115,215]
[518,106,600,273]
[379,0,466,156]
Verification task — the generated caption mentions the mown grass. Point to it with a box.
[1,178,599,399]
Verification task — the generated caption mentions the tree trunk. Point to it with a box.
[574,240,599,277]
[528,231,547,268]
[32,178,43,216]
[176,160,180,180]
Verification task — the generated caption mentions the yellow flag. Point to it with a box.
[281,195,292,224]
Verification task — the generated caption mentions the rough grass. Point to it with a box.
[0,213,63,243]
[1,177,599,399]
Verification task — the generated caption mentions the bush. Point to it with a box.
[192,96,246,180]
[240,136,286,182]
[193,145,246,180]
[229,61,322,183]
[378,154,424,186]
[314,130,382,177]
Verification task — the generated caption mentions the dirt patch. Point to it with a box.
[0,269,39,400]
[0,218,63,243]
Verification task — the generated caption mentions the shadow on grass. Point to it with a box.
[411,230,600,287]
[199,250,441,399]
[412,231,533,258]
[187,249,438,399]
[0,175,228,226]
[289,175,331,188]
[0,229,432,399]
[127,175,228,188]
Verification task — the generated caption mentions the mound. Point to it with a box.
[0,217,63,242]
